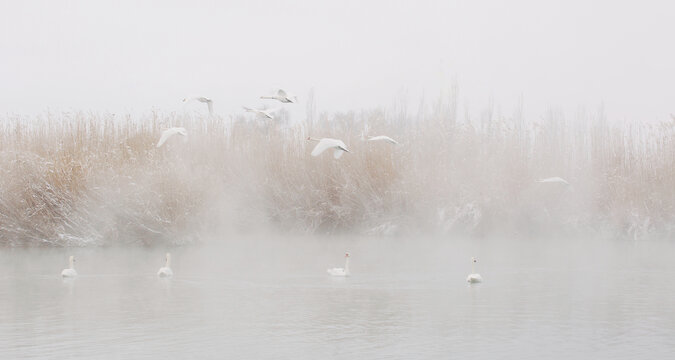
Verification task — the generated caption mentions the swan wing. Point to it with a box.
[175,127,187,136]
[311,138,336,156]
[537,177,569,184]
[334,149,345,159]
[243,106,258,114]
[336,140,350,153]
[264,108,281,119]
[245,107,266,117]
[369,135,399,145]
[156,129,178,148]
[156,128,187,148]
[277,89,288,97]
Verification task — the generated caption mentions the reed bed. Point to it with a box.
[1,99,673,246]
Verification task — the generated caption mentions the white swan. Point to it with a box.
[327,252,350,276]
[307,137,350,159]
[61,255,77,278]
[367,135,399,145]
[537,177,569,185]
[242,106,280,119]
[467,257,482,283]
[183,96,213,115]
[157,253,173,278]
[156,127,187,148]
[260,89,297,103]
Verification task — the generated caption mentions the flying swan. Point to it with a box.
[260,89,297,103]
[243,106,280,119]
[183,97,213,115]
[307,137,350,159]
[156,127,187,148]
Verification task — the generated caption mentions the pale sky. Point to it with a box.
[1,0,673,122]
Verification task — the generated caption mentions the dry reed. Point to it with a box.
[1,99,673,246]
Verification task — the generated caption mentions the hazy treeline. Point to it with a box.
[1,94,673,246]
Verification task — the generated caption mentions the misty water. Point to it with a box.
[2,236,674,359]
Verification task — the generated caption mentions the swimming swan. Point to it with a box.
[466,257,482,283]
[157,253,174,278]
[327,252,350,276]
[61,255,77,278]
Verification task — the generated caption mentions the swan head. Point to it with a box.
[345,252,350,257]
[472,257,477,263]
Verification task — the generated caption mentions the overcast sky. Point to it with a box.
[1,0,673,122]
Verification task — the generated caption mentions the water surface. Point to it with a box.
[1,237,674,359]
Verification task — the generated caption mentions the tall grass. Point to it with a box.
[1,98,673,246]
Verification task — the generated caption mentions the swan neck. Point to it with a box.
[69,257,75,269]
[165,254,171,268]
[472,262,475,274]
[345,257,350,274]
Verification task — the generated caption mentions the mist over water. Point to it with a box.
[2,236,675,359]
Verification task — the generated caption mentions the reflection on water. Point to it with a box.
[1,237,674,359]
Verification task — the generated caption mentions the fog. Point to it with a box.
[2,2,675,358]
[2,0,674,122]
[2,1,674,244]
[2,236,675,358]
